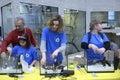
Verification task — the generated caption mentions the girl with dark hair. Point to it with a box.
[11,33,38,68]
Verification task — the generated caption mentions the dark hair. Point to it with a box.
[47,14,64,33]
[89,20,102,31]
[18,33,31,49]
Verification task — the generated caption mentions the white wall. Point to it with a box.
[86,0,120,11]
[19,0,86,10]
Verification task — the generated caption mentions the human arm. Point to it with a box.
[0,52,6,60]
[103,41,110,50]
[1,32,13,59]
[96,32,111,54]
[51,31,67,59]
[81,33,90,49]
[81,41,105,54]
[81,33,99,53]
[40,52,46,66]
[40,28,48,66]
[96,41,110,54]
[96,33,110,54]
[1,31,13,52]
[51,43,66,59]
[102,33,110,51]
[40,40,46,66]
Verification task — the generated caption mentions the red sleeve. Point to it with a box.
[1,31,13,53]
[26,28,37,47]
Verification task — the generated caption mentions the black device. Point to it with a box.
[44,65,74,78]
[40,57,68,75]
[60,70,74,77]
[43,59,74,77]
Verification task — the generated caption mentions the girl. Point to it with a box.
[11,33,38,68]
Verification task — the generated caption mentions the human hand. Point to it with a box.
[35,45,40,50]
[51,49,59,59]
[1,52,6,60]
[40,57,46,66]
[7,47,12,54]
[97,48,105,54]
[89,44,99,53]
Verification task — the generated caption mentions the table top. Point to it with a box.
[0,67,120,80]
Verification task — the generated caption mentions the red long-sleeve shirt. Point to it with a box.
[1,28,37,53]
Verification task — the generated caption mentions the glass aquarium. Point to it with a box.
[1,3,13,38]
[0,54,23,74]
[64,9,86,54]
[40,54,68,75]
[84,50,114,72]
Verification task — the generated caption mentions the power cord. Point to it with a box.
[9,73,18,78]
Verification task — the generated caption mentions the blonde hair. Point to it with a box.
[47,14,64,33]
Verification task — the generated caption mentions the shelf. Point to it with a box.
[102,29,120,35]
